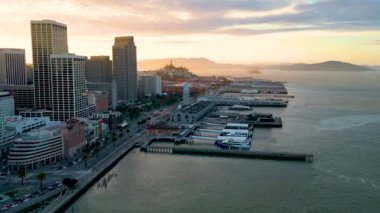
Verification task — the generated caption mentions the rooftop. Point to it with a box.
[181,101,213,114]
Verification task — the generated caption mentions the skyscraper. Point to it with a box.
[50,54,90,121]
[112,36,137,104]
[31,20,68,109]
[85,56,112,83]
[0,49,27,85]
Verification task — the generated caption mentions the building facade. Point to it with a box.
[0,92,15,116]
[0,84,34,110]
[171,101,214,123]
[112,36,137,104]
[85,56,112,83]
[31,19,68,109]
[86,81,117,110]
[50,54,90,121]
[0,48,27,85]
[138,75,161,97]
[88,91,109,113]
[8,130,63,172]
[61,118,86,158]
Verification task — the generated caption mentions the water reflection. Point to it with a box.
[97,172,118,189]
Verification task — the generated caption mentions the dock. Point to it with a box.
[141,146,313,162]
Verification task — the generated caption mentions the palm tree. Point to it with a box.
[36,173,47,189]
[17,169,27,185]
[82,152,89,168]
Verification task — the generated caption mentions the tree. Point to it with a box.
[17,169,27,185]
[128,107,141,120]
[119,132,123,138]
[36,173,47,189]
[95,146,100,157]
[82,152,89,168]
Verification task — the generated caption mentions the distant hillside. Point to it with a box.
[268,61,373,71]
[141,63,198,81]
[138,58,253,76]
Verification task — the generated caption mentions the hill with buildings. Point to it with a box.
[138,58,253,76]
[140,62,199,81]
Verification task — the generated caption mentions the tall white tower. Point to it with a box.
[31,20,68,109]
[183,82,190,106]
[50,54,89,121]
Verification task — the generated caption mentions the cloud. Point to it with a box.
[365,39,380,45]
[0,0,379,36]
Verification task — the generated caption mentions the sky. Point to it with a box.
[0,0,379,65]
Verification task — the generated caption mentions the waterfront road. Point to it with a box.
[40,133,147,213]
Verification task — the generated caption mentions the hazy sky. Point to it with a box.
[1,0,379,65]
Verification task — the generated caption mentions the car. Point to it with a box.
[57,166,63,170]
[47,186,55,190]
[23,198,31,203]
[10,203,19,208]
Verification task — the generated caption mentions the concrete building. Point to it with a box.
[138,75,161,97]
[0,107,15,159]
[85,56,112,83]
[50,54,92,121]
[88,91,109,113]
[90,111,122,131]
[8,129,63,172]
[0,84,34,110]
[5,116,51,135]
[113,36,137,104]
[0,92,15,116]
[31,19,68,110]
[26,64,33,84]
[79,118,103,144]
[61,118,86,159]
[86,81,117,110]
[171,101,214,123]
[0,48,27,85]
[183,82,190,106]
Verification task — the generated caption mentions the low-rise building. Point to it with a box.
[5,116,51,135]
[90,111,123,131]
[88,91,109,113]
[171,101,214,123]
[8,129,63,172]
[86,81,117,110]
[61,118,86,159]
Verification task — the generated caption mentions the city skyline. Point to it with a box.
[0,0,379,66]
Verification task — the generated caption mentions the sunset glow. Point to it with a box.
[0,0,379,65]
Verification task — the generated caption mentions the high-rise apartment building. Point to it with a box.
[112,36,137,104]
[85,56,112,82]
[31,20,68,109]
[0,49,27,85]
[50,54,90,121]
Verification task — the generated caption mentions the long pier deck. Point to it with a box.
[141,146,313,162]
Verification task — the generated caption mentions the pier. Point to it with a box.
[141,146,313,162]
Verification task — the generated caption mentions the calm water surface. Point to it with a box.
[68,70,380,213]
